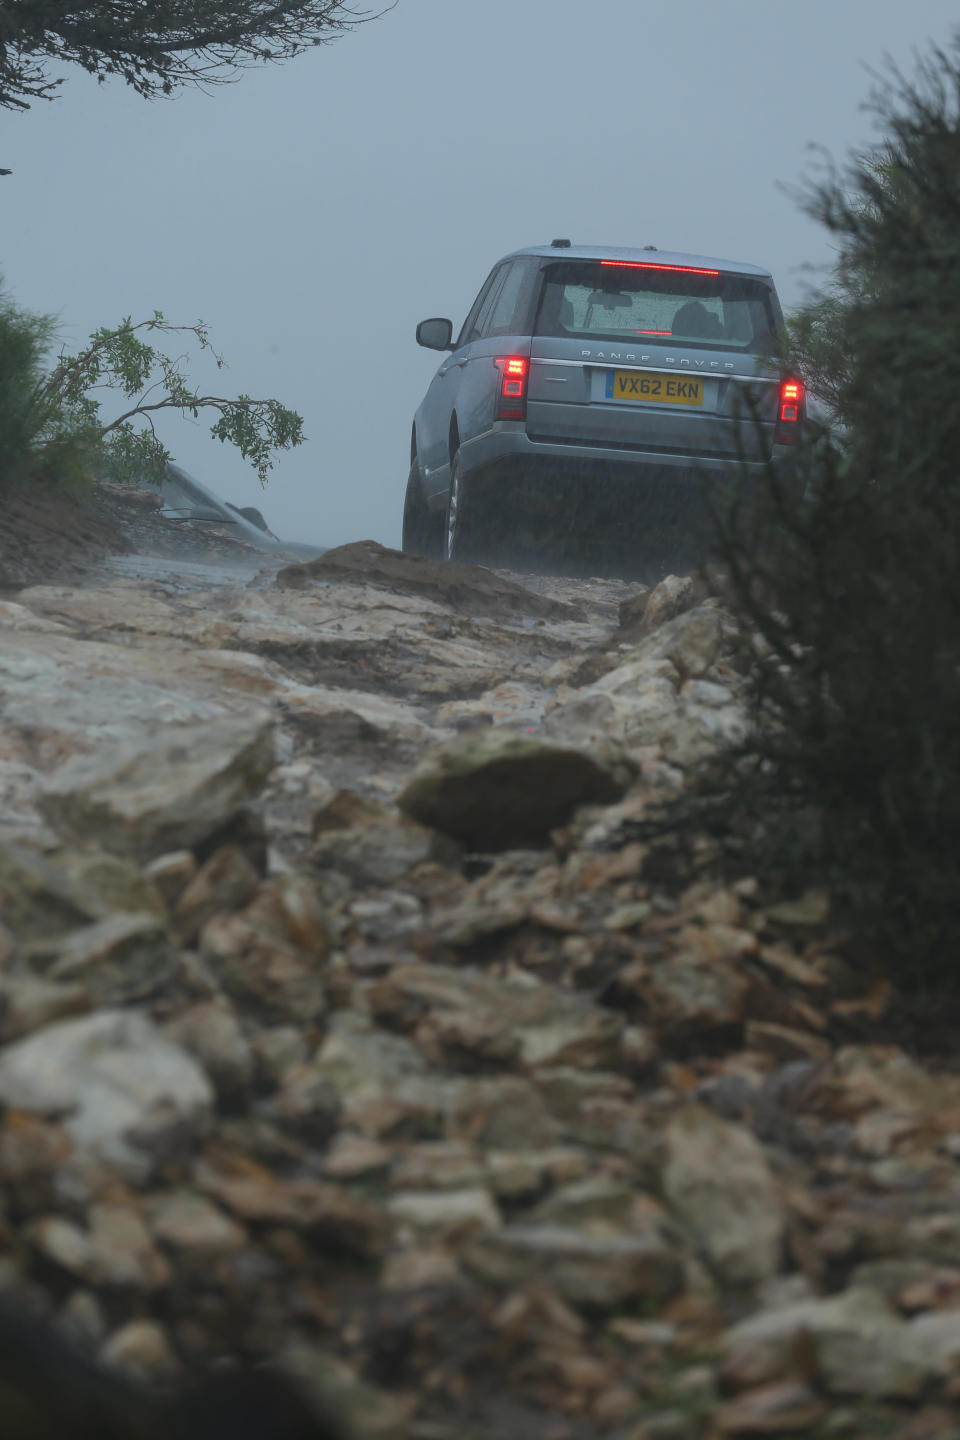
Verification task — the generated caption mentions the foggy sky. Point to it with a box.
[3,0,957,548]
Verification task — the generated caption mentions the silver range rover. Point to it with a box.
[402,240,805,572]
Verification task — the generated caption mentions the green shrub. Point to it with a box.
[675,30,960,994]
[0,285,95,490]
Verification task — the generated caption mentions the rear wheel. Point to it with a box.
[444,450,494,563]
[401,463,443,559]
[447,457,559,571]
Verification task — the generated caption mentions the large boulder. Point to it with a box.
[276,540,582,621]
[39,714,275,861]
[398,729,634,850]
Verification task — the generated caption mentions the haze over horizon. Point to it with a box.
[3,0,957,548]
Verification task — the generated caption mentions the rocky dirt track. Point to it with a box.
[0,484,959,1440]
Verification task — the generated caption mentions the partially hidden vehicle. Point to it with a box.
[402,239,806,573]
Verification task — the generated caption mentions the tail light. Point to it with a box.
[495,356,529,420]
[775,377,805,443]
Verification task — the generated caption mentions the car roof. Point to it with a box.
[507,243,773,279]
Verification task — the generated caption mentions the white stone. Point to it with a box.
[0,1010,213,1178]
[663,1105,785,1288]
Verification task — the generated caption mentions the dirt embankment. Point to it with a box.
[0,484,958,1440]
[0,480,286,590]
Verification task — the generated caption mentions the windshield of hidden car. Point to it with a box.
[533,261,780,353]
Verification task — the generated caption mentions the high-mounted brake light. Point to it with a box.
[496,356,529,420]
[775,377,806,442]
[600,260,720,276]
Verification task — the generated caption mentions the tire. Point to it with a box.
[444,450,480,563]
[447,455,545,570]
[401,463,443,558]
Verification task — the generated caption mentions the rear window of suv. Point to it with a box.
[534,260,779,353]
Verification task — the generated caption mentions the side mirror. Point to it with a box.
[416,317,454,351]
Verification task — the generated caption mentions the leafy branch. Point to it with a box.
[42,312,304,484]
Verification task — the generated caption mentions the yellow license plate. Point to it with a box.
[605,370,704,406]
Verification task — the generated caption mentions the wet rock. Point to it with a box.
[173,844,261,943]
[610,946,750,1039]
[39,713,275,861]
[240,873,331,953]
[714,1380,826,1435]
[721,1287,941,1398]
[447,1075,561,1150]
[142,848,198,908]
[277,539,584,621]
[0,1112,74,1218]
[26,1215,94,1278]
[909,1309,960,1369]
[0,974,90,1043]
[200,911,328,1022]
[850,1258,953,1304]
[271,1338,414,1440]
[200,875,329,1022]
[903,1214,960,1267]
[545,605,746,764]
[618,574,701,639]
[398,729,634,850]
[369,962,625,1075]
[0,840,165,938]
[163,1000,254,1106]
[313,1010,427,1111]
[86,1202,171,1289]
[28,1205,170,1290]
[389,1141,484,1192]
[381,1247,463,1292]
[312,813,459,887]
[58,1289,107,1352]
[0,1010,213,1179]
[745,1020,832,1064]
[527,1173,638,1228]
[258,1061,340,1146]
[196,1170,388,1258]
[148,1188,248,1259]
[251,1024,310,1086]
[662,1105,785,1288]
[100,1318,180,1383]
[323,1134,392,1181]
[633,1411,702,1440]
[29,911,174,1006]
[533,1066,635,1123]
[388,1187,501,1246]
[465,1223,684,1312]
[478,1143,584,1205]
[822,1045,960,1118]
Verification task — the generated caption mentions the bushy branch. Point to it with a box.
[0,0,390,113]
[659,28,960,994]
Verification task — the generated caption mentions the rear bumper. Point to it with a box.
[433,422,790,503]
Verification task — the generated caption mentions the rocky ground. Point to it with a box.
[0,483,959,1440]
